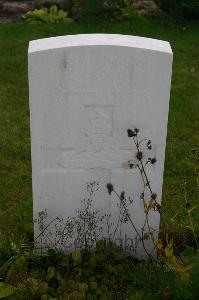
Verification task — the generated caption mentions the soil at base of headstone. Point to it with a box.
[0,0,35,23]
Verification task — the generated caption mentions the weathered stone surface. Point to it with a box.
[29,34,172,258]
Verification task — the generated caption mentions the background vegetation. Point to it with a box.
[154,0,199,20]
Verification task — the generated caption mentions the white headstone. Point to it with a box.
[28,34,172,258]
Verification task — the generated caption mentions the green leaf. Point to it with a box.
[71,250,82,265]
[186,225,193,230]
[46,266,55,281]
[50,5,58,15]
[0,283,14,298]
[56,271,63,282]
[89,281,97,291]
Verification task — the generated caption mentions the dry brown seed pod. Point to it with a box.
[107,183,113,195]
[136,151,143,161]
[127,129,136,137]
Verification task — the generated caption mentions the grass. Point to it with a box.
[0,18,198,239]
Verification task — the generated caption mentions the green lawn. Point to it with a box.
[0,19,198,239]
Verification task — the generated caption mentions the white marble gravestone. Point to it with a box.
[28,34,172,258]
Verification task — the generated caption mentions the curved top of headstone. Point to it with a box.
[29,34,172,55]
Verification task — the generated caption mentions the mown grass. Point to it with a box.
[0,19,198,239]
